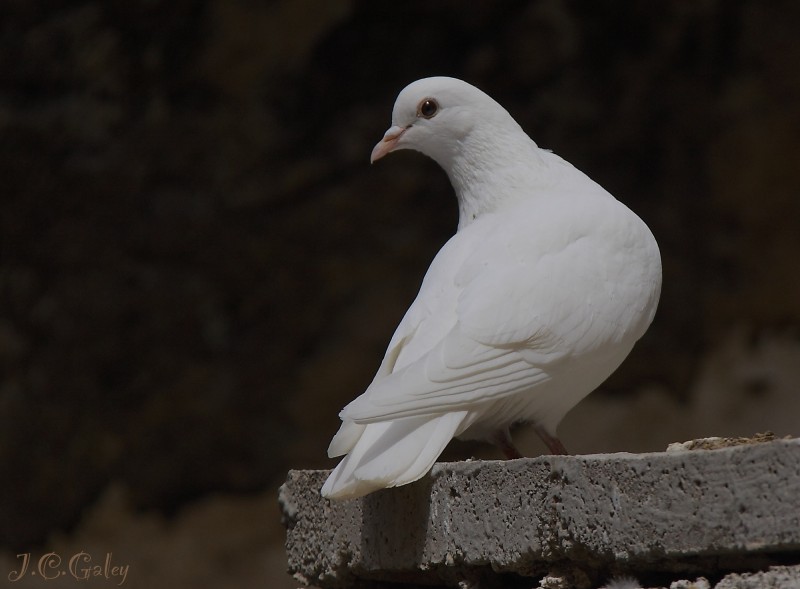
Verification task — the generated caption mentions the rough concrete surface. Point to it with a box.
[280,438,800,588]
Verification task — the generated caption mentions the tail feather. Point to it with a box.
[327,420,365,457]
[321,411,468,500]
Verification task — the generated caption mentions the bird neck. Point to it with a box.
[443,127,549,231]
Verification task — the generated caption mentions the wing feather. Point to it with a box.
[342,328,552,422]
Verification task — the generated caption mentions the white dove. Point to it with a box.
[322,77,661,500]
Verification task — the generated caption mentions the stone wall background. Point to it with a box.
[1,1,798,587]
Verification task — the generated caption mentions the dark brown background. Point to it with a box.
[1,1,799,587]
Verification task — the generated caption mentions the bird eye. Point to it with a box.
[418,98,439,119]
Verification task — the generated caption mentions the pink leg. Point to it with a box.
[534,424,569,455]
[491,429,524,459]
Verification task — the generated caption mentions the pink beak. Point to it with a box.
[370,125,407,163]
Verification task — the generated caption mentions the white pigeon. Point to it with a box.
[321,77,661,500]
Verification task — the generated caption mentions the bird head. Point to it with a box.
[370,77,518,167]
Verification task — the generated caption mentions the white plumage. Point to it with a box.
[322,77,662,500]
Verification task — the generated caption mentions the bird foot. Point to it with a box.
[534,425,569,455]
[491,429,524,459]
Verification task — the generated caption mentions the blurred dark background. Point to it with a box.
[1,1,799,587]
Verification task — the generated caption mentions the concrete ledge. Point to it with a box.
[280,438,800,588]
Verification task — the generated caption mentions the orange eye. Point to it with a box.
[418,98,439,118]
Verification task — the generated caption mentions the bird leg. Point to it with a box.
[491,429,524,459]
[534,424,569,455]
